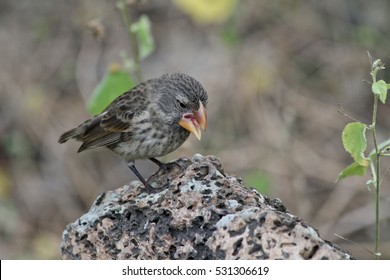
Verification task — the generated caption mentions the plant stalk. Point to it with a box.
[371,84,381,259]
[117,0,143,82]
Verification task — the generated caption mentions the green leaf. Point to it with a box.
[336,162,368,182]
[342,122,368,165]
[244,171,270,194]
[131,15,155,60]
[87,65,134,115]
[372,79,387,103]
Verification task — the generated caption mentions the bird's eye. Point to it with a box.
[177,100,187,109]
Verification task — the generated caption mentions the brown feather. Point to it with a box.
[100,110,133,131]
[75,115,121,151]
[58,127,79,143]
[59,82,150,151]
[78,132,121,152]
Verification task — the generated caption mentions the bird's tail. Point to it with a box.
[58,126,85,143]
[58,116,102,144]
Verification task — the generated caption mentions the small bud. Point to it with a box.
[87,19,105,40]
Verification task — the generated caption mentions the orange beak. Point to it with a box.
[178,101,207,140]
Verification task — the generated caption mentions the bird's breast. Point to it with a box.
[109,121,190,161]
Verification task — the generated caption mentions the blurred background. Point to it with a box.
[1,0,390,259]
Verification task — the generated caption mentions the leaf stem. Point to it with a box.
[117,0,143,82]
[337,104,363,123]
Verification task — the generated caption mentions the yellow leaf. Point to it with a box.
[173,0,237,24]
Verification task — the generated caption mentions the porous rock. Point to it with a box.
[61,154,353,260]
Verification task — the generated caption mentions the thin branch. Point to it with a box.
[334,234,377,257]
[366,51,383,259]
[337,104,363,123]
[117,0,143,82]
[379,164,390,186]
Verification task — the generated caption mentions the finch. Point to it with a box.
[58,73,208,189]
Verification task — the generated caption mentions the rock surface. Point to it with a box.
[61,154,353,260]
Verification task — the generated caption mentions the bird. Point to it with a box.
[58,73,208,189]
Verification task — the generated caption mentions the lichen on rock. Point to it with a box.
[61,154,353,260]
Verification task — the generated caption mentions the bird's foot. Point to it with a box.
[146,157,192,189]
[142,182,159,193]
[149,157,191,174]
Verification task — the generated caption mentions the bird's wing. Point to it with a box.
[78,85,149,152]
[100,94,143,131]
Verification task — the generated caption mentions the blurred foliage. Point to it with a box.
[2,0,390,260]
[131,15,155,60]
[245,171,271,195]
[3,131,31,159]
[220,26,240,46]
[173,0,237,24]
[87,64,135,115]
[87,10,155,115]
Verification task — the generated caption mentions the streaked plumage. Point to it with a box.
[59,73,208,188]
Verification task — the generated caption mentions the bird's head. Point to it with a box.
[156,73,208,140]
